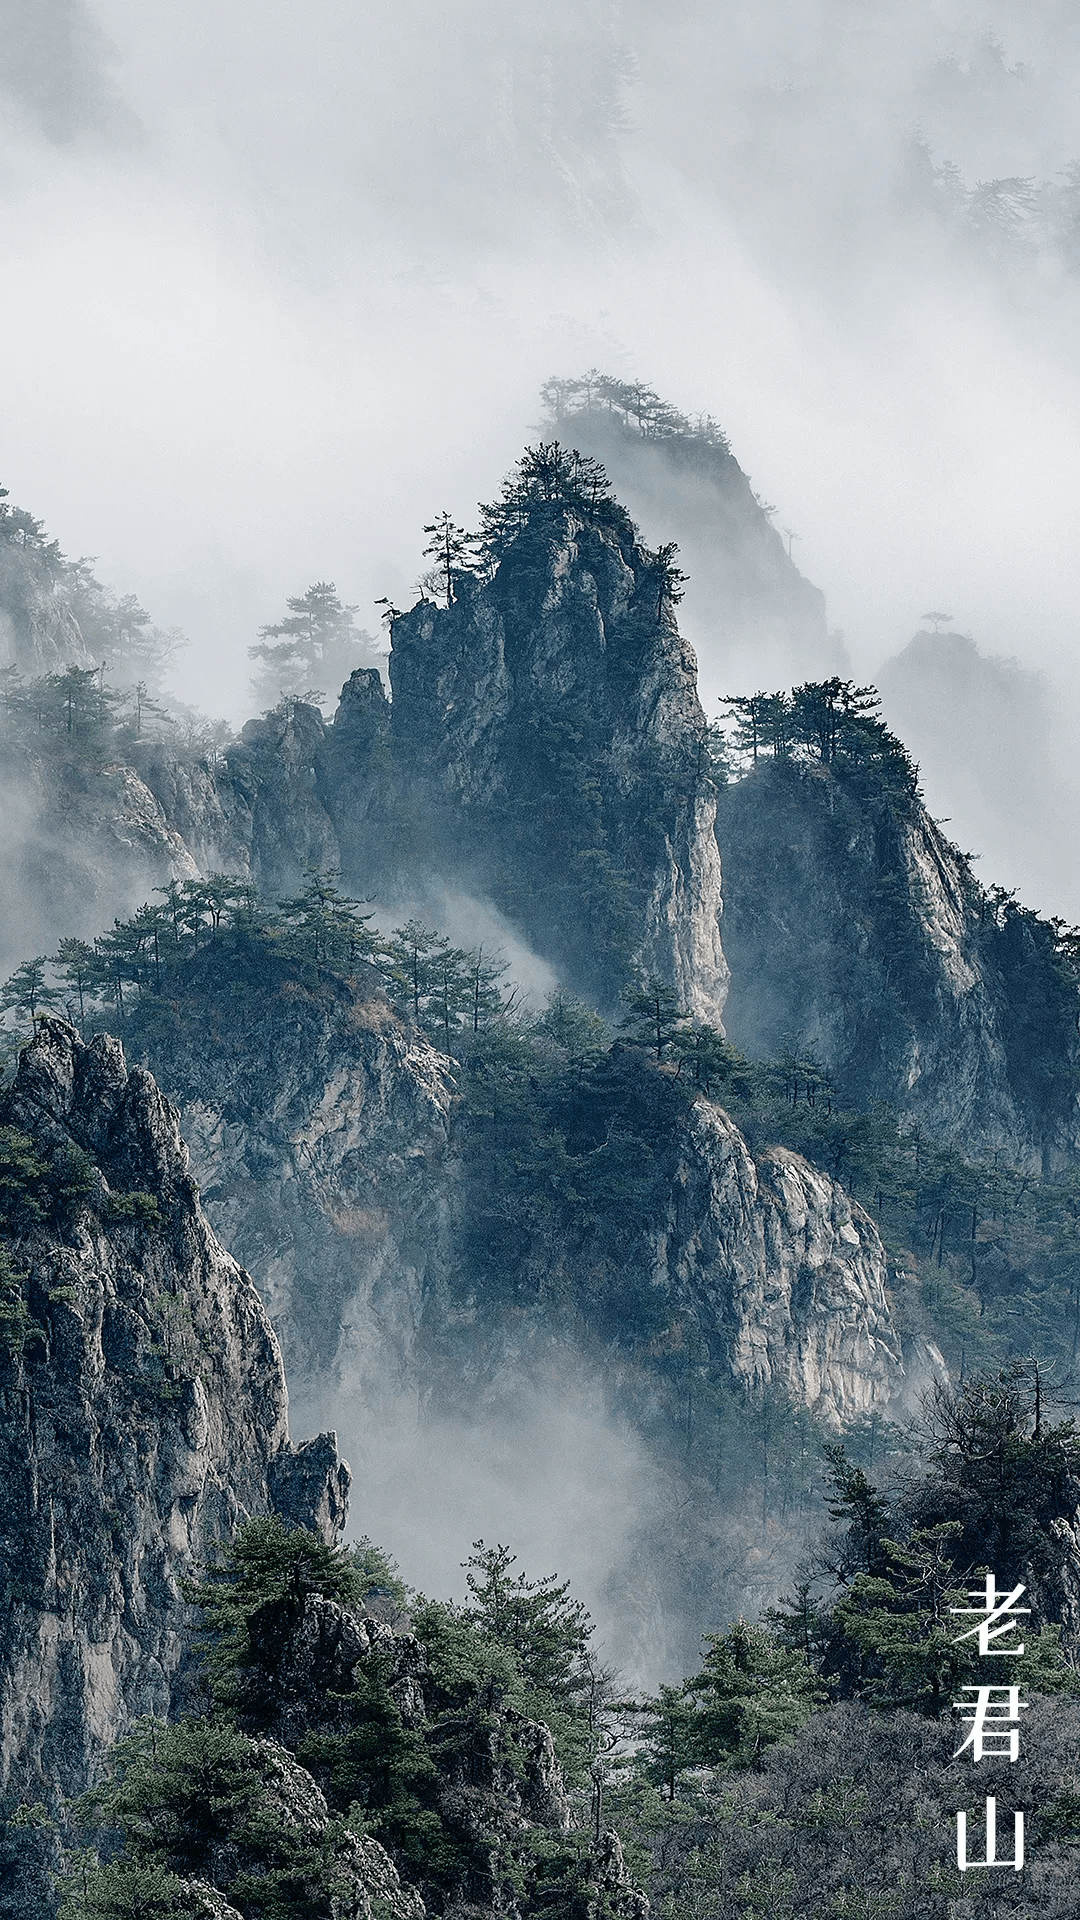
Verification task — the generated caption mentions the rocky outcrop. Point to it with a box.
[653,1100,900,1426]
[175,1737,425,1920]
[0,544,95,675]
[128,975,902,1432]
[237,1588,428,1755]
[232,1740,425,1920]
[546,398,837,692]
[716,754,1080,1166]
[0,740,209,982]
[581,1829,650,1920]
[378,508,728,1021]
[183,493,730,1022]
[129,972,454,1427]
[0,1020,349,1804]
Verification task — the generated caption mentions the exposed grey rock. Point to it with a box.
[548,399,836,691]
[0,742,204,981]
[518,1719,571,1833]
[270,1433,351,1542]
[224,700,341,895]
[379,517,728,1021]
[653,1099,902,1426]
[138,978,454,1417]
[240,1739,425,1920]
[241,1588,428,1752]
[136,982,902,1433]
[186,1886,247,1920]
[0,1020,349,1804]
[716,754,1080,1166]
[133,746,252,876]
[583,1829,650,1920]
[0,545,95,676]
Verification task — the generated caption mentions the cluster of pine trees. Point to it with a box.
[0,871,511,1061]
[539,372,732,450]
[8,847,1080,1386]
[0,485,185,693]
[39,1368,1080,1919]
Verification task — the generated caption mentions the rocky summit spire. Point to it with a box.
[376,444,728,1022]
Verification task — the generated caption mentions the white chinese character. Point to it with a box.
[956,1797,1024,1871]
[953,1687,1027,1761]
[950,1574,1029,1656]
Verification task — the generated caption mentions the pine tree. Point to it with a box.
[1,958,60,1036]
[249,582,373,709]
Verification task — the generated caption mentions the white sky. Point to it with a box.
[2,0,1080,901]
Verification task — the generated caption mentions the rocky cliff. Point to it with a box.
[0,737,210,981]
[650,1100,899,1425]
[540,387,840,691]
[716,751,1080,1167]
[119,968,903,1439]
[0,542,95,677]
[126,960,454,1431]
[0,1020,349,1806]
[376,503,728,1020]
[155,456,730,1024]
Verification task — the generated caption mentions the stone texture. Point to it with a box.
[653,1102,901,1426]
[137,977,454,1420]
[716,754,1080,1166]
[0,1020,348,1803]
[380,517,729,1022]
[548,399,836,692]
[0,544,95,675]
[133,982,903,1432]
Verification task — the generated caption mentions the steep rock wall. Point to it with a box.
[0,1021,349,1802]
[129,984,903,1432]
[652,1101,899,1426]
[0,545,95,675]
[716,755,1080,1166]
[0,742,207,979]
[134,972,455,1429]
[378,514,727,1021]
[546,403,837,690]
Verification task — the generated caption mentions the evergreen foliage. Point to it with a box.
[539,373,732,451]
[460,1542,598,1781]
[248,583,377,710]
[47,1373,1080,1917]
[684,1622,827,1768]
[477,442,637,568]
[420,513,479,605]
[65,1524,608,1919]
[0,881,517,1066]
[0,483,186,693]
[190,1517,369,1719]
[722,680,917,794]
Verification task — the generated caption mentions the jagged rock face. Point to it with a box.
[201,525,730,1022]
[132,975,454,1428]
[583,1830,650,1920]
[124,688,390,905]
[0,742,205,979]
[549,404,836,693]
[231,1587,429,1754]
[0,546,95,675]
[133,983,902,1433]
[716,756,1080,1166]
[382,516,728,1021]
[134,745,252,878]
[225,702,343,894]
[190,1738,425,1920]
[653,1102,900,1426]
[0,1021,349,1803]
